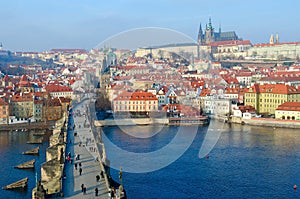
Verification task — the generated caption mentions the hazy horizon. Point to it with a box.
[1,0,299,52]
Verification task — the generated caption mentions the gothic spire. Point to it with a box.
[199,23,203,34]
[198,23,203,44]
[208,17,212,30]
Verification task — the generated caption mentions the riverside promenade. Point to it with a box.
[62,99,109,199]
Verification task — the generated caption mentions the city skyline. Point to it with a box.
[1,0,300,52]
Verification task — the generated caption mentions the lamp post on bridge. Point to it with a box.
[119,167,123,186]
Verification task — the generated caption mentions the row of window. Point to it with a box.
[115,101,157,105]
[52,92,71,96]
[114,105,157,111]
[276,111,300,115]
[246,94,299,98]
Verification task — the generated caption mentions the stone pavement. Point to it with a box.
[62,100,109,199]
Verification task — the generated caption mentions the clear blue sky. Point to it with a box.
[0,0,299,51]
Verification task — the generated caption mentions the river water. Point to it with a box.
[1,121,300,198]
[102,121,300,198]
[0,130,49,199]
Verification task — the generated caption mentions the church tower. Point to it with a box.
[197,23,203,45]
[276,33,279,44]
[270,34,274,44]
[205,17,215,44]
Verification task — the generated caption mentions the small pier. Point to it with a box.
[2,177,28,190]
[169,116,210,126]
[27,138,43,144]
[14,159,35,169]
[22,147,39,155]
[31,130,46,136]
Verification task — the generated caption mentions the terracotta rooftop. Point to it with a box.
[11,92,33,102]
[247,84,300,94]
[45,84,73,92]
[276,102,300,111]
[0,97,8,106]
[47,98,62,107]
[114,91,158,101]
[207,40,252,47]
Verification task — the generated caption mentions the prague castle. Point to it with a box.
[197,18,240,45]
[136,17,300,62]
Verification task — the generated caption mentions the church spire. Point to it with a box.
[198,23,203,44]
[270,34,274,44]
[208,17,212,30]
[219,23,221,34]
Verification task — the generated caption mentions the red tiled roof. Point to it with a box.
[120,65,148,70]
[34,92,47,98]
[238,105,256,113]
[222,76,239,84]
[247,84,299,94]
[276,102,300,111]
[47,98,62,107]
[224,87,247,94]
[45,84,72,92]
[254,42,300,47]
[59,97,71,103]
[114,91,158,101]
[207,40,252,47]
[162,104,200,116]
[0,97,8,106]
[34,100,43,105]
[11,92,33,102]
[113,76,132,81]
[200,88,211,97]
[191,81,205,88]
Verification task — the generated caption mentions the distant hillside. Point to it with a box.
[0,55,58,75]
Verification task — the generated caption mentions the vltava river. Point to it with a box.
[102,121,300,198]
[0,130,49,199]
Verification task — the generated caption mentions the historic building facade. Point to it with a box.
[275,102,300,120]
[113,90,158,113]
[245,84,300,114]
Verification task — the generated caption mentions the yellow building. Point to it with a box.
[244,84,300,114]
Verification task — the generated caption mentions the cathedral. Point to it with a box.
[198,18,240,45]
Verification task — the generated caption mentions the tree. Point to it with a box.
[95,92,111,111]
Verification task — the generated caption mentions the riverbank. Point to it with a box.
[0,121,56,131]
[230,116,300,129]
[94,117,209,127]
